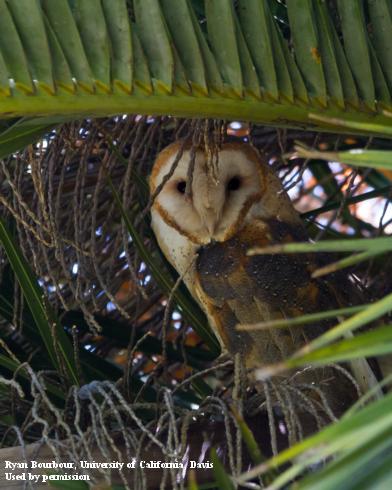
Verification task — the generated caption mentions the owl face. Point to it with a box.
[150,142,266,245]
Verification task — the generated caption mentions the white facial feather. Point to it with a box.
[152,146,263,236]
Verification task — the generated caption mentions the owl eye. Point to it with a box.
[176,180,186,194]
[227,176,241,191]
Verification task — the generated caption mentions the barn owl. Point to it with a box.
[149,141,378,407]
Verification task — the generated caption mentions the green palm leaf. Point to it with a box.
[237,391,392,489]
[0,0,389,135]
[0,218,79,385]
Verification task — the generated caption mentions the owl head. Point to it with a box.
[149,141,300,245]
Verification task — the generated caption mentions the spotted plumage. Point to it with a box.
[195,219,332,368]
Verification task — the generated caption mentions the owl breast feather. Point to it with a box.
[195,219,339,367]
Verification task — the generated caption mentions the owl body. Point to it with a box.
[150,142,326,362]
[149,140,382,424]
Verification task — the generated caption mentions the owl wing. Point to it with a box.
[195,218,352,368]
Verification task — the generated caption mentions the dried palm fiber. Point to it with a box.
[0,117,376,329]
[0,116,386,487]
[0,355,363,489]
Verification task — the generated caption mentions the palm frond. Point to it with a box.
[0,0,390,135]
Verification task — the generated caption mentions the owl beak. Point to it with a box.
[202,208,219,236]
